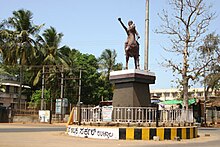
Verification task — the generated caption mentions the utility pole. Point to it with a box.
[77,69,82,125]
[60,66,64,121]
[41,66,45,110]
[203,66,207,126]
[18,65,23,110]
[144,0,149,71]
[77,69,82,105]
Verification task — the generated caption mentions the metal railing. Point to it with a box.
[72,106,194,125]
[12,109,39,116]
[112,107,156,123]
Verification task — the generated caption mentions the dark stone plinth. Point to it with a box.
[110,69,156,107]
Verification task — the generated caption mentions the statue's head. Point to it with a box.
[128,20,133,26]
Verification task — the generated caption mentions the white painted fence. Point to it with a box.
[72,106,194,125]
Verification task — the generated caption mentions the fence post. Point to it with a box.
[77,102,82,125]
[49,110,52,124]
[156,104,159,127]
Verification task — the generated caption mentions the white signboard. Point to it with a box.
[55,99,62,114]
[67,126,119,140]
[39,110,50,123]
[55,98,68,114]
[102,106,113,122]
[62,98,68,107]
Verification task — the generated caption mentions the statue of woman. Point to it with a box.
[118,18,140,69]
[118,18,140,52]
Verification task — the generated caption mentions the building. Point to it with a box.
[0,74,30,109]
[150,88,214,101]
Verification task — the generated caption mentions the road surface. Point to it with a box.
[0,123,219,147]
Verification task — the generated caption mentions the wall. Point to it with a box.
[12,116,39,123]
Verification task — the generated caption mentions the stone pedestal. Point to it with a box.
[110,69,156,107]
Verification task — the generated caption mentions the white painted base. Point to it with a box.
[110,69,155,77]
[67,126,119,140]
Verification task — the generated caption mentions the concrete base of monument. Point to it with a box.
[66,125,198,140]
[109,69,156,107]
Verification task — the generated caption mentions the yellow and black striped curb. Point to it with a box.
[119,127,198,140]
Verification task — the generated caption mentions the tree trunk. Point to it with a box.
[182,61,189,123]
[182,37,189,122]
[183,78,189,110]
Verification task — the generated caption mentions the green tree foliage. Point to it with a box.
[0,9,124,107]
[0,9,44,106]
[1,9,43,65]
[97,49,123,102]
[33,27,69,86]
[59,47,80,104]
[59,48,113,105]
[197,33,220,92]
[36,26,68,66]
[77,53,101,105]
[98,49,122,80]
[30,89,50,109]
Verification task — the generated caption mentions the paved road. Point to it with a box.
[0,124,65,132]
[0,124,219,147]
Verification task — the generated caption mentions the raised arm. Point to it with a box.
[118,18,128,35]
[135,28,140,39]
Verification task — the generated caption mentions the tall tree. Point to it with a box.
[98,49,122,80]
[33,27,69,109]
[0,23,12,63]
[59,47,79,104]
[98,49,123,102]
[0,9,43,109]
[156,0,215,111]
[76,53,100,105]
[2,9,43,65]
[33,26,69,85]
[198,33,220,93]
[36,26,68,66]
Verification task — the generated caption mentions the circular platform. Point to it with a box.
[67,125,198,140]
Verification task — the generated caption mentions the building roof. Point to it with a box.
[151,88,205,93]
[1,82,31,89]
[159,98,196,105]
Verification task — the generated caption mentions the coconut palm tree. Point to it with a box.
[98,49,122,80]
[33,27,70,110]
[3,9,43,65]
[0,9,44,109]
[36,26,68,66]
[0,21,18,65]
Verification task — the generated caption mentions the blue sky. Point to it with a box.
[1,0,220,89]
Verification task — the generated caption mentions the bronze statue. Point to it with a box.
[118,18,140,69]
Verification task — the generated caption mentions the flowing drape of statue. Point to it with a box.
[118,18,140,69]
